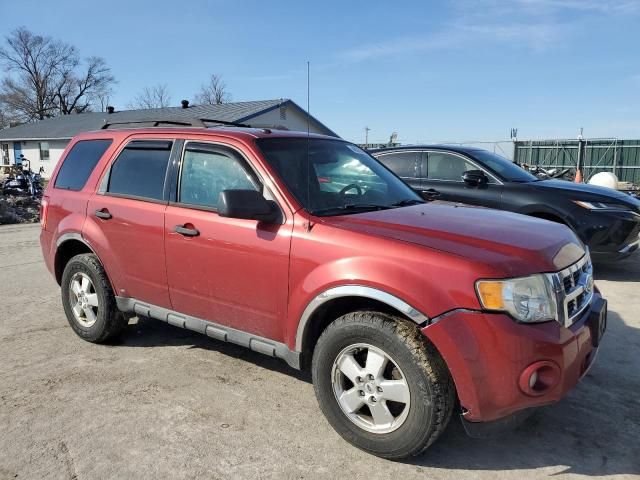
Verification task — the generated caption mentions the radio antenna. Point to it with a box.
[307,61,310,137]
[306,60,312,231]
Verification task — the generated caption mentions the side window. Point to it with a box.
[55,139,113,191]
[107,141,172,201]
[179,145,258,209]
[377,152,417,179]
[427,152,477,181]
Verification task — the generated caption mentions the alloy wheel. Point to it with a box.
[69,272,99,328]
[331,343,411,434]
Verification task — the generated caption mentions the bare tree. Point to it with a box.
[55,57,115,114]
[127,84,172,109]
[0,27,116,121]
[97,91,112,112]
[195,74,231,105]
[0,107,11,128]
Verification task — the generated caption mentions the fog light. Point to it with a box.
[519,361,561,397]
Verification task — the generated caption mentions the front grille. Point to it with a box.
[552,254,594,327]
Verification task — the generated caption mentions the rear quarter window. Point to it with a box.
[54,139,113,191]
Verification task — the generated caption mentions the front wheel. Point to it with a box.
[312,311,455,459]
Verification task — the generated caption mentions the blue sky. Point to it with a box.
[1,0,639,144]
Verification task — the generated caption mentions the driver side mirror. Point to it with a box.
[462,170,488,187]
[218,190,280,223]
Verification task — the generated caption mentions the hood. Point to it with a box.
[535,179,640,207]
[322,202,585,277]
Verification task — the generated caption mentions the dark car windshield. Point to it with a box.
[256,138,422,216]
[471,150,538,182]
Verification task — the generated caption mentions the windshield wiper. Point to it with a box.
[311,203,390,216]
[390,199,425,207]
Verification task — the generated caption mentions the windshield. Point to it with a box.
[256,138,422,216]
[471,150,538,182]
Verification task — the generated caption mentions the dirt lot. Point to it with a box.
[0,223,638,479]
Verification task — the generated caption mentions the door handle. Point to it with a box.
[95,209,112,220]
[422,188,441,199]
[174,225,200,237]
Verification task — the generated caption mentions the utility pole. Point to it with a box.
[576,127,585,183]
[365,127,370,146]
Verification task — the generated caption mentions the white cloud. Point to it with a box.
[338,20,564,62]
[337,0,639,63]
[512,0,640,13]
[339,31,463,62]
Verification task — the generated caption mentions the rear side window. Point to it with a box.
[377,152,418,179]
[55,139,112,190]
[107,141,172,201]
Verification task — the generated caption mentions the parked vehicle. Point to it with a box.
[2,164,44,197]
[372,145,640,261]
[41,125,607,459]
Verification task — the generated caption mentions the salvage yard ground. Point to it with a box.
[0,223,638,479]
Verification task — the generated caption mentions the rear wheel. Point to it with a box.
[61,253,127,343]
[312,311,455,459]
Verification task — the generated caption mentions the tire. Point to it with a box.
[312,311,455,459]
[60,253,127,343]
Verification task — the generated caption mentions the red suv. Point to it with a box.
[40,125,607,459]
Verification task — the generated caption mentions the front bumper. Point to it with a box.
[576,209,640,261]
[422,293,606,424]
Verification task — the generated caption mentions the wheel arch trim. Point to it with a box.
[54,232,111,287]
[295,285,429,352]
[56,232,93,249]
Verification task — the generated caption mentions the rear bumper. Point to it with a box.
[422,293,605,423]
[40,229,55,277]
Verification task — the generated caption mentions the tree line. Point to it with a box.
[0,27,231,127]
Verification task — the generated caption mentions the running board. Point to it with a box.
[115,297,301,370]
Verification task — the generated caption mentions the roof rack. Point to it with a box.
[101,118,252,130]
[101,120,194,129]
[199,118,251,128]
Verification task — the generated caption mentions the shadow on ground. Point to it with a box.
[111,306,640,476]
[594,254,640,281]
[117,316,311,383]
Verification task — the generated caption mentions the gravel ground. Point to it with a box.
[0,223,639,479]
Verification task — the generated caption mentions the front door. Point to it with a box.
[164,141,292,342]
[13,142,22,165]
[86,139,174,308]
[421,151,503,209]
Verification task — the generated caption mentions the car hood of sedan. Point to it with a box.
[534,179,640,206]
[323,202,586,276]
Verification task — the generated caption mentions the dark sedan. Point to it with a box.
[371,145,640,262]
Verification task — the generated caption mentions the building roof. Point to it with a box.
[0,99,338,141]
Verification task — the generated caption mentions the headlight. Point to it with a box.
[573,200,631,211]
[476,274,557,323]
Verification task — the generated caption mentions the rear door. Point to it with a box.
[421,150,503,209]
[86,139,175,308]
[375,151,421,190]
[163,141,292,342]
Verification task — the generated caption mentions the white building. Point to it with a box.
[0,99,338,177]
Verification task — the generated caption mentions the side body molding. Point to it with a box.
[295,285,429,351]
[116,297,301,369]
